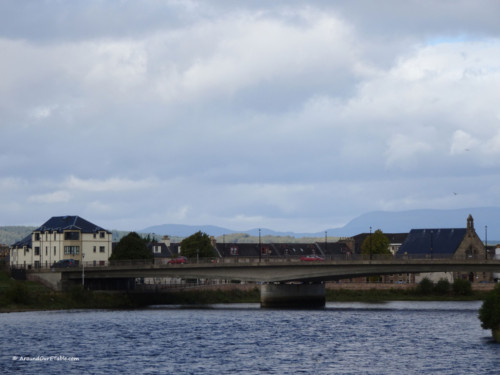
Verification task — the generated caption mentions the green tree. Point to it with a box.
[479,283,500,341]
[180,231,216,258]
[417,277,434,294]
[434,278,451,295]
[452,278,472,296]
[109,232,153,261]
[361,229,391,258]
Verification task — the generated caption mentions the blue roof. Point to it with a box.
[12,234,32,248]
[397,228,466,257]
[35,215,110,234]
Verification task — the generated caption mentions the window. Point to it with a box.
[93,246,96,253]
[54,246,56,255]
[54,232,56,240]
[64,231,80,241]
[45,247,48,256]
[64,246,80,255]
[35,247,40,256]
[35,233,40,241]
[99,246,105,253]
[100,232,106,239]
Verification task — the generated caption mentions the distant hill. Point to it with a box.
[141,207,500,242]
[331,207,499,240]
[2,207,498,246]
[0,226,35,246]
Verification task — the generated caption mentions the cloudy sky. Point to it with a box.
[1,0,500,233]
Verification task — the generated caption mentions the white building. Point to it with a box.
[10,215,112,269]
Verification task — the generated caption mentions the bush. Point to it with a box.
[434,278,451,295]
[417,278,434,294]
[6,282,30,305]
[479,284,500,341]
[452,278,472,296]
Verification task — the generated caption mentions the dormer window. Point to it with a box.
[64,231,79,241]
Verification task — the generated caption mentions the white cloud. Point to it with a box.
[28,190,71,204]
[450,130,480,155]
[2,2,500,232]
[64,176,159,192]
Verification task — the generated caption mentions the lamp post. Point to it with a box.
[485,225,488,260]
[430,230,434,260]
[81,252,85,288]
[259,229,261,263]
[325,231,327,252]
[369,226,372,261]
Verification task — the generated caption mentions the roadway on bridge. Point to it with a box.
[59,259,500,283]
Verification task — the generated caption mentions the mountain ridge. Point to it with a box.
[140,207,500,241]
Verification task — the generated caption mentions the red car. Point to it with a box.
[300,255,324,262]
[167,256,188,264]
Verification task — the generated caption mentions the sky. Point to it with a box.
[1,0,500,233]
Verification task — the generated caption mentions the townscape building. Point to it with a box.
[10,216,112,269]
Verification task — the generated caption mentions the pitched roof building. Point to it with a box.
[397,214,486,260]
[10,215,112,269]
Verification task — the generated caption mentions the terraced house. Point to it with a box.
[10,216,112,269]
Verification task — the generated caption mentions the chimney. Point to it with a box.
[162,235,171,247]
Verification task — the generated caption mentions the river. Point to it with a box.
[1,301,499,374]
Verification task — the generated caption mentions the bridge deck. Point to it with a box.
[34,259,500,283]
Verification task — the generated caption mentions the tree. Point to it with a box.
[452,278,472,296]
[180,231,216,259]
[361,229,391,258]
[417,277,434,294]
[434,278,451,295]
[479,283,500,342]
[109,232,153,260]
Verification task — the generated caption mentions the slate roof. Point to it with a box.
[396,228,466,257]
[12,234,32,248]
[35,216,110,234]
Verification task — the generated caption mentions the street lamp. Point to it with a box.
[82,252,85,288]
[485,225,488,260]
[325,231,327,255]
[259,229,261,263]
[369,226,372,261]
[430,230,434,260]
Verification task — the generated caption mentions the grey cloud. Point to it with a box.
[2,1,500,232]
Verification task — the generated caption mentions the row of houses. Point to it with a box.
[7,214,495,283]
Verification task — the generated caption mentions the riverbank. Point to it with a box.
[0,270,494,312]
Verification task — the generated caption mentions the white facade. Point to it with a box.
[10,216,112,269]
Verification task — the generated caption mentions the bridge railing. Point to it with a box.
[10,252,496,272]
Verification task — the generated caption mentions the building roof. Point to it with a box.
[397,228,466,257]
[12,234,32,248]
[35,215,110,234]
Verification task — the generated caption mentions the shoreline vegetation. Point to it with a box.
[0,270,493,313]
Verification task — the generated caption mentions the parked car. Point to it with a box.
[167,256,188,264]
[300,255,324,262]
[52,259,79,268]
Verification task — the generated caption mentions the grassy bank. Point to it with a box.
[0,270,490,312]
[0,271,137,312]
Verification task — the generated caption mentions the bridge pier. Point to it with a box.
[260,283,325,308]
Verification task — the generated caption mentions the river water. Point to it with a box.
[1,301,499,374]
